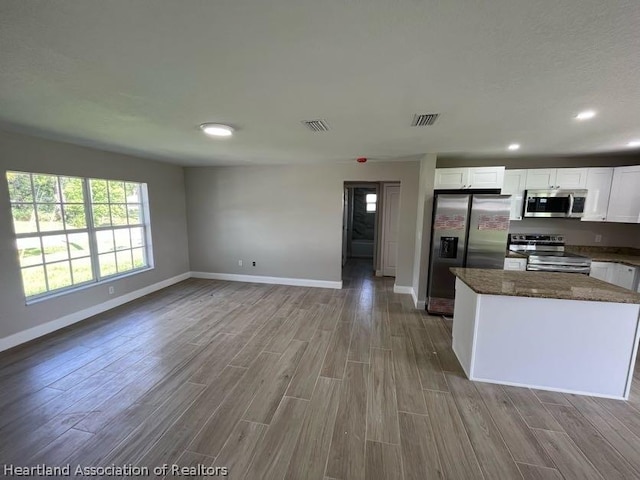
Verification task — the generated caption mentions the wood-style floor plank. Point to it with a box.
[366,348,400,444]
[503,386,564,432]
[214,421,266,479]
[242,396,309,480]
[325,361,368,480]
[532,429,604,480]
[398,412,443,480]
[364,440,403,480]
[286,329,333,400]
[517,463,564,480]
[391,336,428,415]
[320,321,353,379]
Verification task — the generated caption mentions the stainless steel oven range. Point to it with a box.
[508,233,591,274]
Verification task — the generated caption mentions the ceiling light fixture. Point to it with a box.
[507,143,521,151]
[575,110,596,121]
[200,123,234,137]
[628,140,640,148]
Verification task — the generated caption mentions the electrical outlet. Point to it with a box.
[252,261,256,267]
[595,234,602,243]
[108,286,114,295]
[238,260,243,266]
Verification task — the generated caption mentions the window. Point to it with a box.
[366,193,377,212]
[6,171,152,301]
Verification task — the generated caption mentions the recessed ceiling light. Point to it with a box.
[575,110,596,121]
[507,143,520,151]
[628,140,640,148]
[200,123,234,137]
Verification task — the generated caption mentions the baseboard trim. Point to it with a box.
[0,272,190,353]
[411,290,426,310]
[393,284,413,295]
[191,271,342,289]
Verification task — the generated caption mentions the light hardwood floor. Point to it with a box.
[2,259,640,479]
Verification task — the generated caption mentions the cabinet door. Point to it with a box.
[434,168,468,189]
[606,166,640,223]
[525,169,557,189]
[555,168,588,188]
[611,264,638,290]
[467,167,505,189]
[502,169,527,220]
[589,261,613,282]
[581,168,613,222]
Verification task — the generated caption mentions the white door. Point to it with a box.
[434,168,468,189]
[501,169,527,220]
[467,166,505,189]
[606,166,640,223]
[525,169,557,189]
[556,168,588,188]
[342,187,348,266]
[582,167,613,222]
[381,184,400,277]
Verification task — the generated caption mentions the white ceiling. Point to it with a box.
[1,1,640,166]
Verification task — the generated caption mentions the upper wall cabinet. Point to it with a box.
[606,166,640,223]
[581,167,613,222]
[524,168,588,189]
[502,169,527,220]
[434,166,505,190]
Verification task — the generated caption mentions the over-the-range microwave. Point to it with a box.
[523,189,588,218]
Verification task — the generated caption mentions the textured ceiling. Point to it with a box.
[1,1,639,166]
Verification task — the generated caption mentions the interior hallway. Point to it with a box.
[2,269,640,478]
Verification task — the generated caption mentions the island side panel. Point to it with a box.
[471,295,640,399]
[452,278,480,377]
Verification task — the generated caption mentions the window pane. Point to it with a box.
[127,204,140,224]
[92,204,111,227]
[60,177,84,203]
[96,230,115,254]
[42,235,69,263]
[7,172,33,202]
[366,203,376,212]
[99,253,117,277]
[17,237,43,267]
[117,250,133,273]
[37,204,64,231]
[67,232,91,259]
[32,174,58,203]
[90,179,109,203]
[109,181,125,203]
[46,261,72,290]
[11,204,37,234]
[130,227,145,248]
[71,258,93,284]
[132,248,146,268]
[366,194,377,203]
[125,183,140,203]
[111,204,128,226]
[114,229,131,250]
[21,266,47,297]
[63,204,87,229]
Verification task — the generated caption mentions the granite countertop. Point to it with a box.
[564,246,640,268]
[451,268,640,304]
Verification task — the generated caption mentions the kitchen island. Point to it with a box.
[450,268,640,399]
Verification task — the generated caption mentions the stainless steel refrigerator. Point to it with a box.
[427,193,512,315]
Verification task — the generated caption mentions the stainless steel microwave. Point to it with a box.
[524,189,588,218]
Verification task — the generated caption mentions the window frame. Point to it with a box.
[6,171,154,303]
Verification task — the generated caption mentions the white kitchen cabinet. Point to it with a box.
[525,169,557,189]
[504,257,527,271]
[589,262,614,283]
[606,166,640,223]
[582,168,614,222]
[434,167,505,190]
[501,169,527,220]
[524,168,588,190]
[611,264,638,291]
[555,168,588,189]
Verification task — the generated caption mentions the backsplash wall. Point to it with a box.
[509,219,640,248]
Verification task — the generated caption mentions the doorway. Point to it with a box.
[342,182,400,284]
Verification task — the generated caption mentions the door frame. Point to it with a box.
[343,182,380,270]
[380,182,401,277]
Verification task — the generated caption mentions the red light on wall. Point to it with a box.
[356,157,367,163]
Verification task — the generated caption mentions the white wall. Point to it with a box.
[185,160,421,287]
[0,131,190,340]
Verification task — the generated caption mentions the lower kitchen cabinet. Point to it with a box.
[504,257,527,271]
[590,261,638,290]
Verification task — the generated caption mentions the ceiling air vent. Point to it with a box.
[302,119,329,132]
[411,113,440,127]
